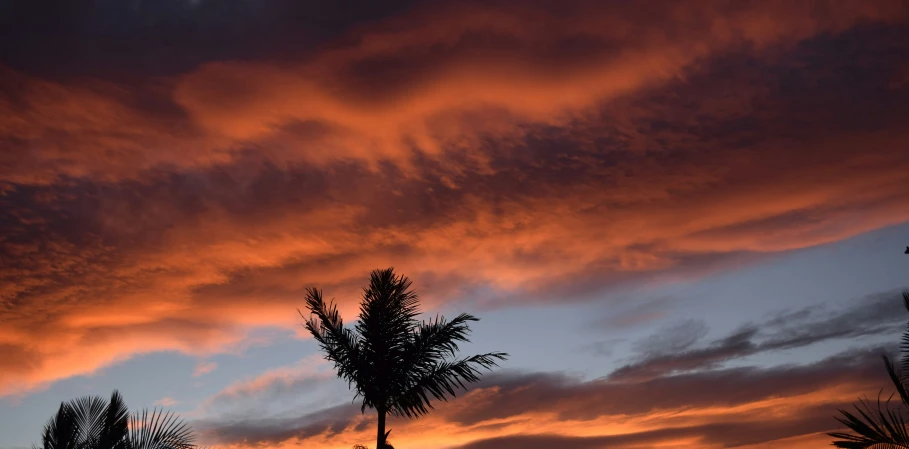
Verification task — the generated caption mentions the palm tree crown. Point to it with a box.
[302,267,508,449]
[36,390,200,449]
[830,291,909,448]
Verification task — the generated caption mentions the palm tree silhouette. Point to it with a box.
[35,390,201,449]
[829,292,909,448]
[302,267,508,449]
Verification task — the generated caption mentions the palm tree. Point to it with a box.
[35,390,200,449]
[829,292,909,448]
[302,267,508,449]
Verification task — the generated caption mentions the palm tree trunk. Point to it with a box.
[376,407,386,449]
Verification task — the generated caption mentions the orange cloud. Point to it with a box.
[2,1,907,182]
[170,0,908,167]
[194,361,218,377]
[1,0,909,400]
[0,68,224,184]
[154,397,178,407]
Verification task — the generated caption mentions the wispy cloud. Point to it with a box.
[193,361,218,377]
[196,354,345,421]
[154,397,177,407]
[608,289,906,381]
[196,344,893,448]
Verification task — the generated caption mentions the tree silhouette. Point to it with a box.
[302,267,508,449]
[35,390,201,449]
[829,292,909,448]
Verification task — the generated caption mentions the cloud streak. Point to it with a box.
[204,355,335,409]
[608,290,908,381]
[193,361,218,377]
[196,344,894,448]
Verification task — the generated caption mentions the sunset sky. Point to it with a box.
[2,0,909,448]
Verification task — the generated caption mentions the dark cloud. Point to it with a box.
[448,346,891,426]
[197,345,893,446]
[578,338,625,357]
[631,319,709,355]
[0,0,425,80]
[609,290,907,381]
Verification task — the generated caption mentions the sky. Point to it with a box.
[1,0,909,448]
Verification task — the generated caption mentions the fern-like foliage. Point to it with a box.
[830,292,909,448]
[34,391,205,449]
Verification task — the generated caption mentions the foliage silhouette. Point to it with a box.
[829,292,909,448]
[302,267,508,449]
[35,390,201,449]
[352,434,395,449]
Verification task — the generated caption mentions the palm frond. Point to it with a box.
[394,313,482,391]
[357,268,420,354]
[884,355,909,408]
[37,403,80,449]
[829,394,909,448]
[414,313,480,358]
[354,268,422,412]
[67,395,107,448]
[830,292,909,448]
[100,391,129,449]
[301,288,367,400]
[127,408,196,449]
[900,291,909,379]
[391,352,508,418]
[35,392,207,449]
